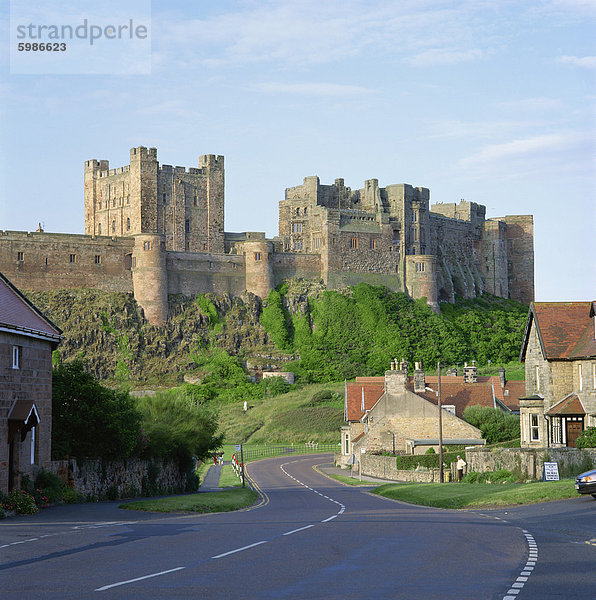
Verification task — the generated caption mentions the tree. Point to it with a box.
[52,361,141,460]
[462,405,520,444]
[135,391,223,467]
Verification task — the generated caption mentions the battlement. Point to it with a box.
[430,199,485,222]
[130,146,158,160]
[198,154,224,169]
[84,159,109,172]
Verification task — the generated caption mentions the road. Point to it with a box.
[1,454,594,599]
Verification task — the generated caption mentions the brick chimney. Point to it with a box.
[413,361,426,393]
[463,360,478,384]
[499,367,506,388]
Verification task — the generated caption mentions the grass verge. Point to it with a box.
[219,464,242,487]
[327,473,375,486]
[372,480,578,509]
[119,488,258,513]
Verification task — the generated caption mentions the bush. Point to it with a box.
[396,451,459,470]
[576,426,596,449]
[462,469,517,484]
[7,490,38,515]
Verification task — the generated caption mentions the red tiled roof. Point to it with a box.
[0,272,62,340]
[524,302,596,360]
[346,381,385,421]
[546,394,585,416]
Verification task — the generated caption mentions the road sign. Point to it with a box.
[543,462,560,481]
[235,444,241,452]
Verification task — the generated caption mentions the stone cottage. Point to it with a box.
[0,272,62,493]
[519,301,596,448]
[338,362,485,468]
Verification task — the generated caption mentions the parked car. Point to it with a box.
[575,468,596,498]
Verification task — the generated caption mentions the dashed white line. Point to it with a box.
[502,530,538,600]
[212,541,267,559]
[283,525,315,536]
[95,567,185,591]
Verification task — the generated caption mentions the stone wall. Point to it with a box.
[466,447,596,479]
[0,231,134,294]
[336,453,445,482]
[51,457,192,500]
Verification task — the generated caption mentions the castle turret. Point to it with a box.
[405,255,438,312]
[198,154,225,254]
[129,146,158,235]
[132,233,168,324]
[241,234,274,298]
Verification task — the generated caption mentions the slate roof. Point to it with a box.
[0,272,62,341]
[520,301,596,361]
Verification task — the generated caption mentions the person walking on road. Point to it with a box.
[456,455,467,482]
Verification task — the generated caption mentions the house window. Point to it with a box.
[94,255,101,265]
[350,237,358,249]
[530,414,540,441]
[344,433,349,455]
[12,346,22,369]
[69,254,77,263]
[143,241,152,251]
[254,252,261,261]
[370,238,377,250]
[578,364,583,392]
[551,417,562,444]
[17,251,24,261]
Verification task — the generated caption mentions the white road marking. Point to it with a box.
[502,531,538,599]
[322,515,337,523]
[95,567,185,591]
[283,525,315,536]
[212,541,267,559]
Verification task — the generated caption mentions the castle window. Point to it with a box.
[296,208,300,216]
[304,207,308,216]
[185,219,190,233]
[126,218,131,231]
[112,220,116,233]
[370,238,377,250]
[411,212,417,223]
[163,193,167,203]
[313,237,321,250]
[45,257,48,265]
[350,237,358,249]
[17,251,24,261]
[293,241,303,251]
[292,223,302,233]
[112,198,116,207]
[12,345,22,369]
[254,252,262,261]
[127,195,130,205]
[209,262,213,270]
[193,195,198,206]
[98,201,102,210]
[95,255,102,265]
[143,241,152,251]
[98,223,102,235]
[69,254,77,263]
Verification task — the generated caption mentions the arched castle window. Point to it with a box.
[126,218,131,231]
[296,208,300,216]
[304,207,308,216]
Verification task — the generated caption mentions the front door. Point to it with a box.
[566,419,584,448]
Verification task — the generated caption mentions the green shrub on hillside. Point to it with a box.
[260,289,293,351]
[195,294,221,329]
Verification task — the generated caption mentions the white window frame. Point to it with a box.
[530,414,540,441]
[30,426,36,465]
[12,345,21,369]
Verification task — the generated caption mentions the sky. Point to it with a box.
[1,0,594,302]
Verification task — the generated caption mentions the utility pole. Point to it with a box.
[438,361,444,483]
[240,444,245,488]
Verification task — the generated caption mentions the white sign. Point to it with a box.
[543,462,559,481]
[235,444,241,452]
[361,447,366,454]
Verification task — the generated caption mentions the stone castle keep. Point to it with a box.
[0,146,534,324]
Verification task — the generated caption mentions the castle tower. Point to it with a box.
[198,154,225,254]
[84,158,109,236]
[129,147,158,235]
[132,234,168,324]
[242,235,274,298]
[405,255,439,312]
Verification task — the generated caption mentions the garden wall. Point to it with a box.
[336,453,446,483]
[465,447,596,479]
[51,457,192,500]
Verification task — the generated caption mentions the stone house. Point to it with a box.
[0,272,62,493]
[519,301,596,448]
[338,362,485,468]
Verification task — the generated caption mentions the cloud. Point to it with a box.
[405,48,483,67]
[557,55,596,69]
[251,82,377,97]
[461,131,592,168]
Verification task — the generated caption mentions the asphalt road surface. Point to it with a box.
[1,454,594,599]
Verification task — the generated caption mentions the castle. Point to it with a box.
[0,146,534,324]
